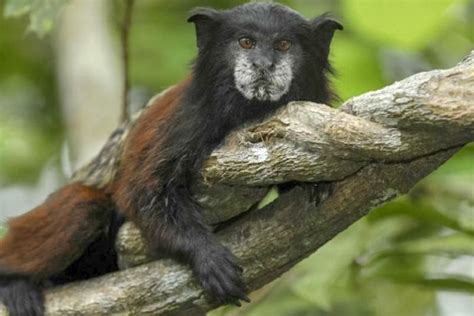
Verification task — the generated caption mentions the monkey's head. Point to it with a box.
[188,3,342,104]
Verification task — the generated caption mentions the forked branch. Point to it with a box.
[1,51,472,315]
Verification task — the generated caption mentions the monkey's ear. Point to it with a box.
[187,7,220,50]
[311,14,343,59]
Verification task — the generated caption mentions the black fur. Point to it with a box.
[49,212,124,285]
[118,3,342,306]
[0,275,44,316]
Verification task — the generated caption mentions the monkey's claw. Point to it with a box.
[193,244,250,306]
[303,182,333,206]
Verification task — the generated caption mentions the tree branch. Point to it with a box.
[1,51,472,315]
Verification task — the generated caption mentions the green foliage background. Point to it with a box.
[1,0,473,315]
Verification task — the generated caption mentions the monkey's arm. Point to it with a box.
[111,79,248,305]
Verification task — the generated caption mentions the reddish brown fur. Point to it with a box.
[0,183,112,279]
[0,78,190,281]
[112,78,191,220]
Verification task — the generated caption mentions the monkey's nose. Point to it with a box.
[252,58,275,71]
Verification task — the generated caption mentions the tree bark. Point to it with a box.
[1,51,472,315]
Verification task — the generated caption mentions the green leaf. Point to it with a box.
[370,197,474,235]
[245,289,319,316]
[427,144,474,182]
[341,0,460,50]
[413,276,474,293]
[397,234,474,256]
[360,233,474,267]
[369,268,474,293]
[257,186,279,209]
[4,0,70,37]
[290,219,370,310]
[364,280,438,316]
[331,35,385,101]
[4,0,33,17]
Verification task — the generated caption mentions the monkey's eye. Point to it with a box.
[239,37,255,49]
[276,40,291,52]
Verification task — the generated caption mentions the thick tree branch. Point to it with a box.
[1,52,472,315]
[44,149,458,315]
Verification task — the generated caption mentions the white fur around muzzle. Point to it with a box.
[234,54,294,102]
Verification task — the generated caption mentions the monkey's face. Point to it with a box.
[188,3,343,104]
[231,34,300,102]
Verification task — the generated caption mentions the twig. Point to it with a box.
[120,0,135,123]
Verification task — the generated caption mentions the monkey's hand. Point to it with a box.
[192,242,250,306]
[279,181,333,207]
[304,182,333,206]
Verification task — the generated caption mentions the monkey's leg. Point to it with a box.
[135,186,249,306]
[0,183,114,316]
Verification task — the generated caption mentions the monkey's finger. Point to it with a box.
[240,293,251,303]
[230,299,242,307]
[221,254,244,274]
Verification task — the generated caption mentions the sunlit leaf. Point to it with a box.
[331,35,385,101]
[257,186,279,209]
[341,0,460,50]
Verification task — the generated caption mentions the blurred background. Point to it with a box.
[0,0,472,315]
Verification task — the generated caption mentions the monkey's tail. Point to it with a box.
[0,183,116,316]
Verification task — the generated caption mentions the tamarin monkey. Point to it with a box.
[0,3,342,315]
